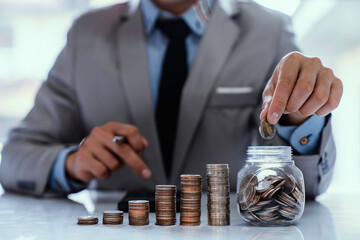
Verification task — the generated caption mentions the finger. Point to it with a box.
[93,127,151,180]
[75,150,101,182]
[260,96,272,121]
[77,168,95,182]
[85,156,111,180]
[285,62,320,113]
[85,137,122,172]
[103,122,147,152]
[316,78,343,116]
[116,144,151,180]
[260,70,278,120]
[141,137,149,149]
[267,56,301,124]
[298,68,334,116]
[77,149,110,182]
[91,127,142,165]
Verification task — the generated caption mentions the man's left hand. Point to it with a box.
[260,52,343,126]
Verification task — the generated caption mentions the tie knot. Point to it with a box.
[156,18,191,40]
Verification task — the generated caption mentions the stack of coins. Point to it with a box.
[206,164,230,226]
[155,185,177,226]
[77,215,98,225]
[180,174,202,226]
[128,200,150,226]
[238,174,304,225]
[102,210,124,225]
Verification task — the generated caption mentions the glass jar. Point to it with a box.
[237,146,305,225]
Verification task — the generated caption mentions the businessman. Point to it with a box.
[0,0,342,197]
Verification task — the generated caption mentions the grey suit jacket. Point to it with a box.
[0,0,336,198]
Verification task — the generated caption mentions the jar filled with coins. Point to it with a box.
[237,146,305,225]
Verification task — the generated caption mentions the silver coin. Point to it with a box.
[259,118,276,140]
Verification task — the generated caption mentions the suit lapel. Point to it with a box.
[116,7,166,184]
[171,2,241,182]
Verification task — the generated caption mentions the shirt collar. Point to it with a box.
[141,0,215,37]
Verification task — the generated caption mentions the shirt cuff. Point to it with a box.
[276,114,326,155]
[48,146,86,193]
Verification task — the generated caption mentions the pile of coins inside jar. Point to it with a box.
[237,173,304,225]
[180,174,202,226]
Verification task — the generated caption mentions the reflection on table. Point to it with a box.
[0,190,358,240]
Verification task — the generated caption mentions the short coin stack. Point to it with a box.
[77,215,98,225]
[155,185,177,226]
[180,174,202,226]
[206,164,230,226]
[238,174,304,225]
[102,210,124,225]
[128,200,150,226]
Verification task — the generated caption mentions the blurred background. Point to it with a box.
[0,0,359,195]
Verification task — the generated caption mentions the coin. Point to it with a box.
[259,118,276,140]
[180,174,202,226]
[206,164,230,226]
[77,215,98,225]
[237,173,304,225]
[155,185,177,226]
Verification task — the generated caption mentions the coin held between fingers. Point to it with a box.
[259,118,276,140]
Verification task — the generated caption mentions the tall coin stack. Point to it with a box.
[206,164,230,226]
[128,200,150,226]
[180,174,202,226]
[155,185,177,226]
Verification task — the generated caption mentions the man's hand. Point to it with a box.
[260,52,343,126]
[65,122,151,183]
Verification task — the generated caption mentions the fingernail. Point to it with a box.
[268,112,279,124]
[142,169,151,179]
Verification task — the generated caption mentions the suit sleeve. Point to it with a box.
[0,20,85,196]
[255,14,336,198]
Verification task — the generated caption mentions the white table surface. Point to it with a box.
[0,189,359,240]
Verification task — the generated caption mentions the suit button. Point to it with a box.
[56,181,64,190]
[300,137,309,145]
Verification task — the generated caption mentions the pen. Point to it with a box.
[112,136,128,144]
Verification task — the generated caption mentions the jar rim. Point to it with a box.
[247,146,293,163]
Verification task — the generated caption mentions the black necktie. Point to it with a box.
[156,18,191,178]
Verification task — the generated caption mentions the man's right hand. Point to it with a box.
[65,122,151,183]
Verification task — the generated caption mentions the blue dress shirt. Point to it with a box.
[48,0,325,193]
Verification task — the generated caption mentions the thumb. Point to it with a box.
[260,70,277,121]
[260,95,273,121]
